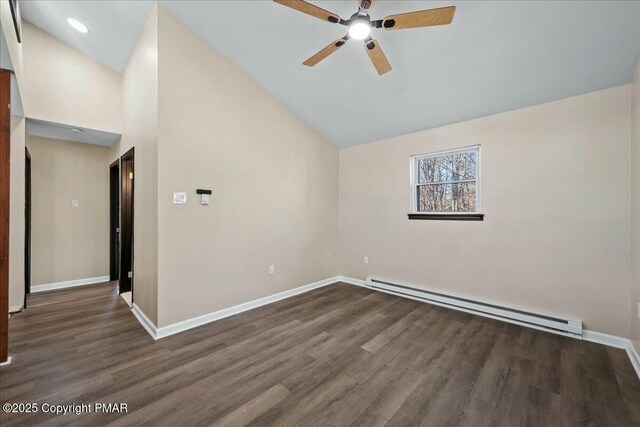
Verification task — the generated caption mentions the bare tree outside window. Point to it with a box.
[412,147,480,213]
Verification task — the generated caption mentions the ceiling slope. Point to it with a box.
[22,1,640,147]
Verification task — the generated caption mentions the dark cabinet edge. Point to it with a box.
[408,213,484,221]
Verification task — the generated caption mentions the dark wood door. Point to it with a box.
[119,149,134,294]
[24,148,30,306]
[109,160,119,281]
[0,69,11,363]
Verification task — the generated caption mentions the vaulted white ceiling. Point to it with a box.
[21,1,640,147]
[20,0,154,73]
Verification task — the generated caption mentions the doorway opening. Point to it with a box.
[119,148,134,301]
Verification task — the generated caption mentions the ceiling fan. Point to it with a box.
[273,0,456,75]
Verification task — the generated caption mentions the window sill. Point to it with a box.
[407,213,484,221]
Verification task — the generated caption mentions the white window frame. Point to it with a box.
[410,145,482,215]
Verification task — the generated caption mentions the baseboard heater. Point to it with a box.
[366,277,582,337]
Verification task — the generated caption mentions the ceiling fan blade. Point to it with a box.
[382,6,455,30]
[304,36,348,67]
[358,0,375,13]
[273,0,341,24]
[364,39,391,75]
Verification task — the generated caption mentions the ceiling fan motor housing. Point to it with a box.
[359,0,373,12]
[349,12,371,24]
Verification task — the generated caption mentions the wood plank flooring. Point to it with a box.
[1,281,639,426]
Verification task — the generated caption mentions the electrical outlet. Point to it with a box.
[364,256,369,264]
[71,199,79,207]
[269,265,275,274]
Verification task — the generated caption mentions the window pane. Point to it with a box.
[417,182,477,212]
[417,150,477,184]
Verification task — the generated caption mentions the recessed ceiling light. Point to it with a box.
[71,128,83,133]
[67,18,88,34]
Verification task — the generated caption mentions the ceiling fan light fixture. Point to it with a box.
[348,21,371,40]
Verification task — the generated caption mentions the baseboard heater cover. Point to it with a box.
[366,277,582,337]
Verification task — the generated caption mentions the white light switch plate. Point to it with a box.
[71,199,79,207]
[173,192,187,205]
[201,194,210,205]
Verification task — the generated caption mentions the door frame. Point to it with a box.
[0,69,11,364]
[119,148,134,296]
[109,159,119,282]
[24,147,30,307]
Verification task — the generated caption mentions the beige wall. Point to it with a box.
[21,22,122,133]
[155,7,339,327]
[632,58,640,352]
[340,85,632,337]
[111,7,159,324]
[8,116,25,310]
[27,136,110,286]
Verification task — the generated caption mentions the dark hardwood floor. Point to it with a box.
[1,282,639,426]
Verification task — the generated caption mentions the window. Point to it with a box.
[410,146,482,219]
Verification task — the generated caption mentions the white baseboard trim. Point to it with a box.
[131,276,342,340]
[627,342,640,380]
[584,330,640,380]
[582,330,629,349]
[0,356,12,367]
[338,276,367,287]
[155,276,340,339]
[340,275,640,380]
[31,276,110,293]
[131,303,158,339]
[9,305,23,314]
